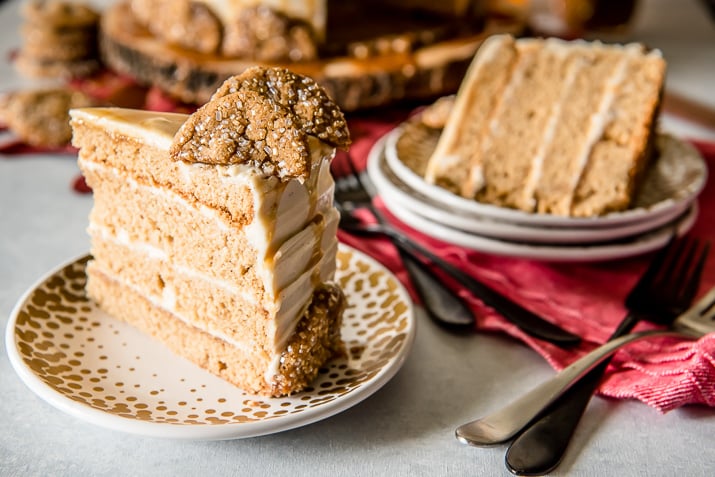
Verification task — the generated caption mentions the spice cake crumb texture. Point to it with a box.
[70,68,350,397]
[425,34,666,217]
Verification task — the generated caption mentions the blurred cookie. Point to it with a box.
[130,0,222,55]
[16,1,100,79]
[0,88,95,147]
[22,37,96,62]
[15,53,100,79]
[22,0,100,29]
[222,6,318,61]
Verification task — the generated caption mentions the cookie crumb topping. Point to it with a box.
[170,66,350,181]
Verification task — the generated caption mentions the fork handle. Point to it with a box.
[455,328,677,447]
[395,245,476,330]
[504,311,642,475]
[386,228,580,346]
[505,364,608,476]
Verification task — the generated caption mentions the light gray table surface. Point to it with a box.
[1,1,714,476]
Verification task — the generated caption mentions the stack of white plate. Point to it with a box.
[366,124,708,262]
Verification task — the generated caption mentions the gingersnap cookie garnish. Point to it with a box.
[170,66,350,181]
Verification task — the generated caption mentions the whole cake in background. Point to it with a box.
[425,34,666,217]
[70,66,351,397]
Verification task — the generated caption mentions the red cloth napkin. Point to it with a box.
[339,113,715,413]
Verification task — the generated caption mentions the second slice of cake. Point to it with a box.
[70,66,351,397]
[425,34,666,217]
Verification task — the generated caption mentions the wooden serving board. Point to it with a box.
[99,1,523,111]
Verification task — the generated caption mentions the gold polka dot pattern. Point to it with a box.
[10,247,414,431]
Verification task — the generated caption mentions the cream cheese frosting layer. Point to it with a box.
[71,108,188,150]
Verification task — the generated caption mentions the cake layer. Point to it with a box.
[473,38,562,211]
[424,35,665,217]
[532,45,627,215]
[88,231,339,352]
[72,108,336,229]
[82,160,338,297]
[570,46,664,216]
[424,34,518,196]
[87,265,344,396]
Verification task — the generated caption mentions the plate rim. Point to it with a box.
[370,136,692,244]
[383,126,707,228]
[379,194,698,261]
[366,136,699,261]
[5,244,416,440]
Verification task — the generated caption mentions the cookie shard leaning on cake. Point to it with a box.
[425,34,666,217]
[70,66,351,397]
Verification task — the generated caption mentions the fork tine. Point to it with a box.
[626,235,679,303]
[675,285,715,337]
[624,235,710,319]
[659,235,691,280]
[662,237,702,299]
[676,240,710,306]
[700,289,715,319]
[669,237,698,288]
[332,151,374,207]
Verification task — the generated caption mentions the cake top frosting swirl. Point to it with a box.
[170,66,350,181]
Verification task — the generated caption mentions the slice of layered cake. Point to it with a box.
[70,66,351,397]
[425,34,666,217]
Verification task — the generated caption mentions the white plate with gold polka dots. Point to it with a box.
[5,245,415,440]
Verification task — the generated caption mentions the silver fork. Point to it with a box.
[456,236,709,450]
[504,236,709,476]
[332,152,581,345]
[456,283,715,449]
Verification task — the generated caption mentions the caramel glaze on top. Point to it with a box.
[170,66,351,182]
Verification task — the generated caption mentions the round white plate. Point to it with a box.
[384,122,707,228]
[5,245,415,440]
[379,194,698,262]
[370,137,693,244]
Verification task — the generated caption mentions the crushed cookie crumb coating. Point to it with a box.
[170,66,351,181]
